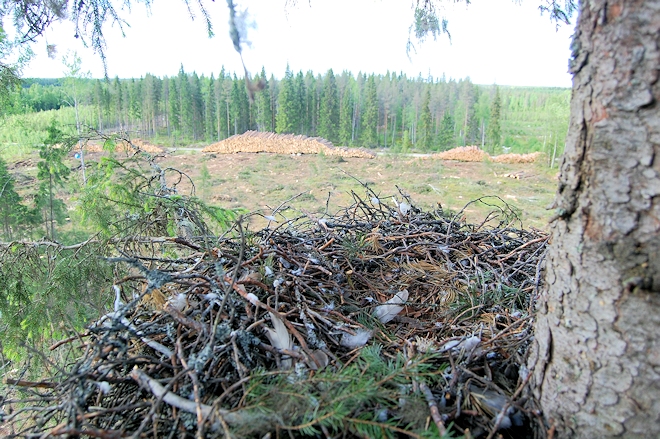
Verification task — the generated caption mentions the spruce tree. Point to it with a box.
[190,72,205,140]
[269,74,278,132]
[458,79,479,145]
[228,74,251,134]
[205,74,217,141]
[294,71,306,134]
[339,83,353,146]
[178,65,194,139]
[128,78,142,126]
[230,78,241,135]
[361,74,378,147]
[304,71,318,136]
[238,76,251,132]
[216,68,229,140]
[275,66,296,134]
[93,79,107,131]
[142,74,160,136]
[35,121,70,240]
[162,77,171,136]
[168,78,181,135]
[112,76,124,129]
[255,67,272,132]
[318,69,339,143]
[487,85,502,151]
[438,111,455,150]
[418,87,433,151]
[0,157,29,240]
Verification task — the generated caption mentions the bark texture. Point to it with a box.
[529,1,660,437]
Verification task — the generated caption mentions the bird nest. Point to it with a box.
[2,187,548,438]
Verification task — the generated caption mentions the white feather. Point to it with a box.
[441,335,481,353]
[168,293,187,311]
[265,312,293,368]
[399,202,411,215]
[97,381,111,394]
[203,293,219,301]
[340,329,373,349]
[462,335,481,352]
[113,285,123,312]
[264,215,277,222]
[246,292,260,305]
[373,289,408,324]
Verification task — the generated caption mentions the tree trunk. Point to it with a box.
[529,1,660,437]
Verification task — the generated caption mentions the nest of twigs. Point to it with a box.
[2,185,548,438]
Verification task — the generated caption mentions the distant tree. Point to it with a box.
[229,78,241,135]
[35,121,70,240]
[205,73,217,141]
[189,72,205,140]
[112,76,124,130]
[294,71,306,134]
[0,158,30,241]
[142,73,161,136]
[438,111,455,150]
[487,85,501,151]
[168,78,181,136]
[255,67,272,132]
[418,87,433,150]
[93,79,109,132]
[229,75,250,135]
[338,83,353,146]
[275,66,297,134]
[361,74,378,147]
[457,78,479,145]
[128,78,142,127]
[269,74,279,133]
[304,71,318,136]
[215,68,230,140]
[178,65,193,138]
[238,76,251,132]
[161,77,171,135]
[220,72,234,138]
[61,51,89,183]
[318,69,339,143]
[401,129,412,153]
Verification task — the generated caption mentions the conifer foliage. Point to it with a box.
[318,69,339,143]
[5,67,570,153]
[487,85,502,151]
[0,158,29,240]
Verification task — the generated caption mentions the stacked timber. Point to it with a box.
[430,146,544,164]
[202,131,375,158]
[490,151,543,163]
[435,145,488,162]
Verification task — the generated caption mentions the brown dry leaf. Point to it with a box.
[142,288,167,309]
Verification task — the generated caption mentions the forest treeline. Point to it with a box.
[2,66,570,156]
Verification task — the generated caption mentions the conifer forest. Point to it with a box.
[2,66,570,157]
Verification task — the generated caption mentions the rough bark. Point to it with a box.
[529,1,660,437]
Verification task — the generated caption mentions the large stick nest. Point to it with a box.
[2,182,548,438]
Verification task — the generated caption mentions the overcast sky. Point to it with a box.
[21,0,576,87]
